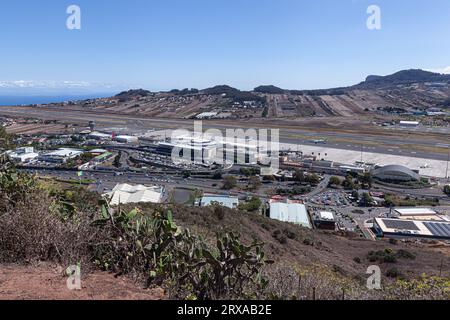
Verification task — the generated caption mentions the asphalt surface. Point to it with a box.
[1,106,449,161]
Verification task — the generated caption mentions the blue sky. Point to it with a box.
[0,0,449,93]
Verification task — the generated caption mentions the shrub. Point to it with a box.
[283,229,296,240]
[367,250,397,264]
[389,238,398,245]
[386,267,402,278]
[396,249,416,260]
[222,176,237,190]
[0,169,273,300]
[92,203,273,299]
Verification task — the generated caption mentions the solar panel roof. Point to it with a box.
[423,222,450,238]
[383,219,420,231]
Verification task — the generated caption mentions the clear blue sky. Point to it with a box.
[0,0,449,92]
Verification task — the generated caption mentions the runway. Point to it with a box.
[1,105,449,164]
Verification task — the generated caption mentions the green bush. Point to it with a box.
[93,202,273,299]
[396,249,416,260]
[386,267,402,278]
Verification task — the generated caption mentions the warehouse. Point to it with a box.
[373,218,450,240]
[8,147,39,163]
[314,211,336,230]
[104,183,164,205]
[393,208,449,222]
[199,194,239,209]
[269,199,311,228]
[394,208,438,216]
[399,121,420,127]
[38,148,83,163]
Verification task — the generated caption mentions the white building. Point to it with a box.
[115,135,139,143]
[196,112,218,119]
[38,148,83,163]
[104,183,164,205]
[199,194,239,209]
[157,133,259,165]
[399,121,420,127]
[89,132,112,141]
[394,208,437,217]
[269,199,311,228]
[8,147,39,163]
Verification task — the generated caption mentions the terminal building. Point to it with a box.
[156,134,259,165]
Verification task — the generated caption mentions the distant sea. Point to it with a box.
[0,93,115,106]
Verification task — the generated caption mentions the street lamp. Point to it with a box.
[446,146,450,179]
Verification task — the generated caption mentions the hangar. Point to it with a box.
[371,165,420,182]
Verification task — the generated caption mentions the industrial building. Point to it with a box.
[198,194,239,209]
[104,183,164,205]
[390,208,449,222]
[314,211,336,230]
[269,199,311,228]
[371,165,420,182]
[399,121,420,127]
[38,148,83,163]
[8,147,39,163]
[373,218,450,240]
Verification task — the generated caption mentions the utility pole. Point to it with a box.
[446,146,450,179]
[360,144,363,164]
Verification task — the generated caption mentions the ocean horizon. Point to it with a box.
[0,93,116,106]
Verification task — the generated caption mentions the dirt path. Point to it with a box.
[0,264,165,300]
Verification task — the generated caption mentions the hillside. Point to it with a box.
[168,204,450,280]
[355,69,450,89]
[22,69,450,119]
[1,171,449,300]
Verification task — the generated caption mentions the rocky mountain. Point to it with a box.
[356,69,450,89]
